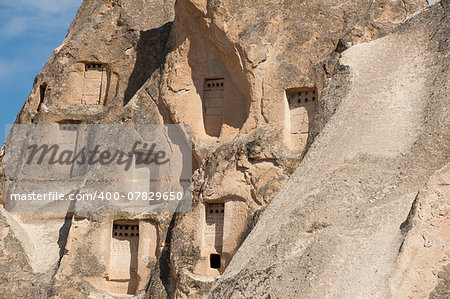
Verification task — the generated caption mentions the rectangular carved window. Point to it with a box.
[82,63,106,105]
[109,221,139,295]
[205,203,224,268]
[287,88,318,135]
[210,253,221,269]
[203,78,225,137]
[57,121,79,156]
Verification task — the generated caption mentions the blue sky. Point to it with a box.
[0,0,82,142]
[0,0,439,143]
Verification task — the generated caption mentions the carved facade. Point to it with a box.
[286,88,319,147]
[107,221,140,295]
[62,62,117,106]
[82,63,107,105]
[193,200,248,276]
[203,79,225,137]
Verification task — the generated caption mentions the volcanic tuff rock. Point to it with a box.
[0,0,447,298]
[210,1,449,298]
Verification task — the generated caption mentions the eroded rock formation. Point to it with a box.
[1,0,448,298]
[210,1,449,297]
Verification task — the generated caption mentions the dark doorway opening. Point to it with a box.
[210,253,221,269]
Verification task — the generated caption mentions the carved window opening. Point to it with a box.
[210,254,221,269]
[203,78,225,137]
[195,201,248,276]
[38,83,47,112]
[205,203,224,270]
[55,120,82,177]
[57,121,80,146]
[206,203,224,252]
[82,63,107,105]
[287,87,318,136]
[108,220,139,295]
[57,121,79,152]
[58,124,78,131]
[86,63,103,71]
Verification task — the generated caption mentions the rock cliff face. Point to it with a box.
[1,0,448,298]
[210,1,449,298]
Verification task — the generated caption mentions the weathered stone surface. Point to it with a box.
[0,207,51,298]
[15,0,174,124]
[390,163,450,298]
[210,1,449,298]
[1,0,446,298]
[153,0,427,296]
[1,0,176,297]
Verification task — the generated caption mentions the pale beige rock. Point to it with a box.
[0,0,442,298]
[210,2,449,298]
[157,0,427,296]
[57,217,160,296]
[390,163,450,298]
